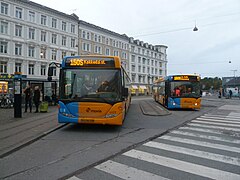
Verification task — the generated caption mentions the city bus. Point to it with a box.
[48,55,131,125]
[152,75,201,109]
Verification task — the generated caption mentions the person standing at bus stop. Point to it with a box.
[33,86,41,113]
[24,85,32,113]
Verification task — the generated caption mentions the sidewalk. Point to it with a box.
[0,105,62,158]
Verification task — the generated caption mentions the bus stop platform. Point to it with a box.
[139,100,171,116]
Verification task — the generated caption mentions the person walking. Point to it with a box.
[24,85,32,112]
[33,86,41,113]
[229,89,233,99]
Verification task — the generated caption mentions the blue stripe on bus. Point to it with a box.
[58,101,79,123]
[168,97,181,108]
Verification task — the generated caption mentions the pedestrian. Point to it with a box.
[51,90,56,105]
[218,90,221,98]
[33,86,41,113]
[24,85,32,112]
[229,89,233,99]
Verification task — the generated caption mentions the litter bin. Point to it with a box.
[40,101,48,112]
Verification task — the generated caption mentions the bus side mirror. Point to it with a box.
[122,87,129,97]
[47,67,53,81]
[48,67,53,76]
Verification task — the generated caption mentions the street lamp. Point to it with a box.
[193,21,198,31]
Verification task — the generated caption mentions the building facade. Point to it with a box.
[0,0,168,96]
[0,0,79,96]
[78,20,129,71]
[78,23,168,95]
[129,38,167,95]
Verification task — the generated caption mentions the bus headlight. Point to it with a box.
[105,114,118,118]
[195,103,198,106]
[173,102,176,106]
[61,112,75,118]
[60,108,75,117]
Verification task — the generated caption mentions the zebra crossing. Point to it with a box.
[69,113,240,180]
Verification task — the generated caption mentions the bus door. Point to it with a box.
[165,81,170,107]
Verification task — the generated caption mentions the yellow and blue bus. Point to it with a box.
[48,55,131,125]
[152,75,201,109]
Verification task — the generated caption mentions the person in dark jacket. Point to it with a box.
[24,85,32,112]
[33,86,41,113]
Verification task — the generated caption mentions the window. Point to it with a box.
[122,52,127,59]
[51,49,57,60]
[0,41,7,53]
[62,51,66,59]
[28,46,35,57]
[28,64,34,75]
[52,18,57,28]
[94,46,102,54]
[29,28,35,39]
[106,38,109,45]
[0,21,8,34]
[15,7,22,19]
[131,55,135,63]
[94,34,97,42]
[62,21,66,31]
[41,31,46,42]
[15,63,21,73]
[87,32,90,40]
[41,15,47,25]
[105,48,110,55]
[143,66,145,73]
[0,61,7,73]
[159,69,162,75]
[82,43,90,51]
[138,66,141,73]
[113,50,118,56]
[40,48,46,59]
[52,34,57,44]
[62,36,66,46]
[15,44,22,55]
[138,57,141,64]
[71,24,75,33]
[131,65,135,72]
[98,35,101,43]
[41,65,46,76]
[15,25,22,37]
[29,11,35,22]
[159,62,162,67]
[82,31,86,39]
[1,2,8,15]
[71,39,75,48]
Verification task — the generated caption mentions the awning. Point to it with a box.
[139,85,147,89]
[131,85,138,89]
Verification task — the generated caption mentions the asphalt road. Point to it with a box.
[0,96,239,180]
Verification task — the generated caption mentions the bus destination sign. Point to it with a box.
[65,57,115,68]
[174,75,189,81]
[173,75,199,81]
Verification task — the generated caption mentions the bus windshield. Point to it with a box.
[170,81,200,98]
[60,69,122,103]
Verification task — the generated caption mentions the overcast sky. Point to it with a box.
[33,0,240,78]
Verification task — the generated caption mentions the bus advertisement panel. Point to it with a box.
[49,56,131,126]
[153,75,201,109]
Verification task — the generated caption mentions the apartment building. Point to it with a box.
[79,20,129,71]
[0,0,167,96]
[78,22,168,95]
[0,0,78,95]
[129,38,167,95]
